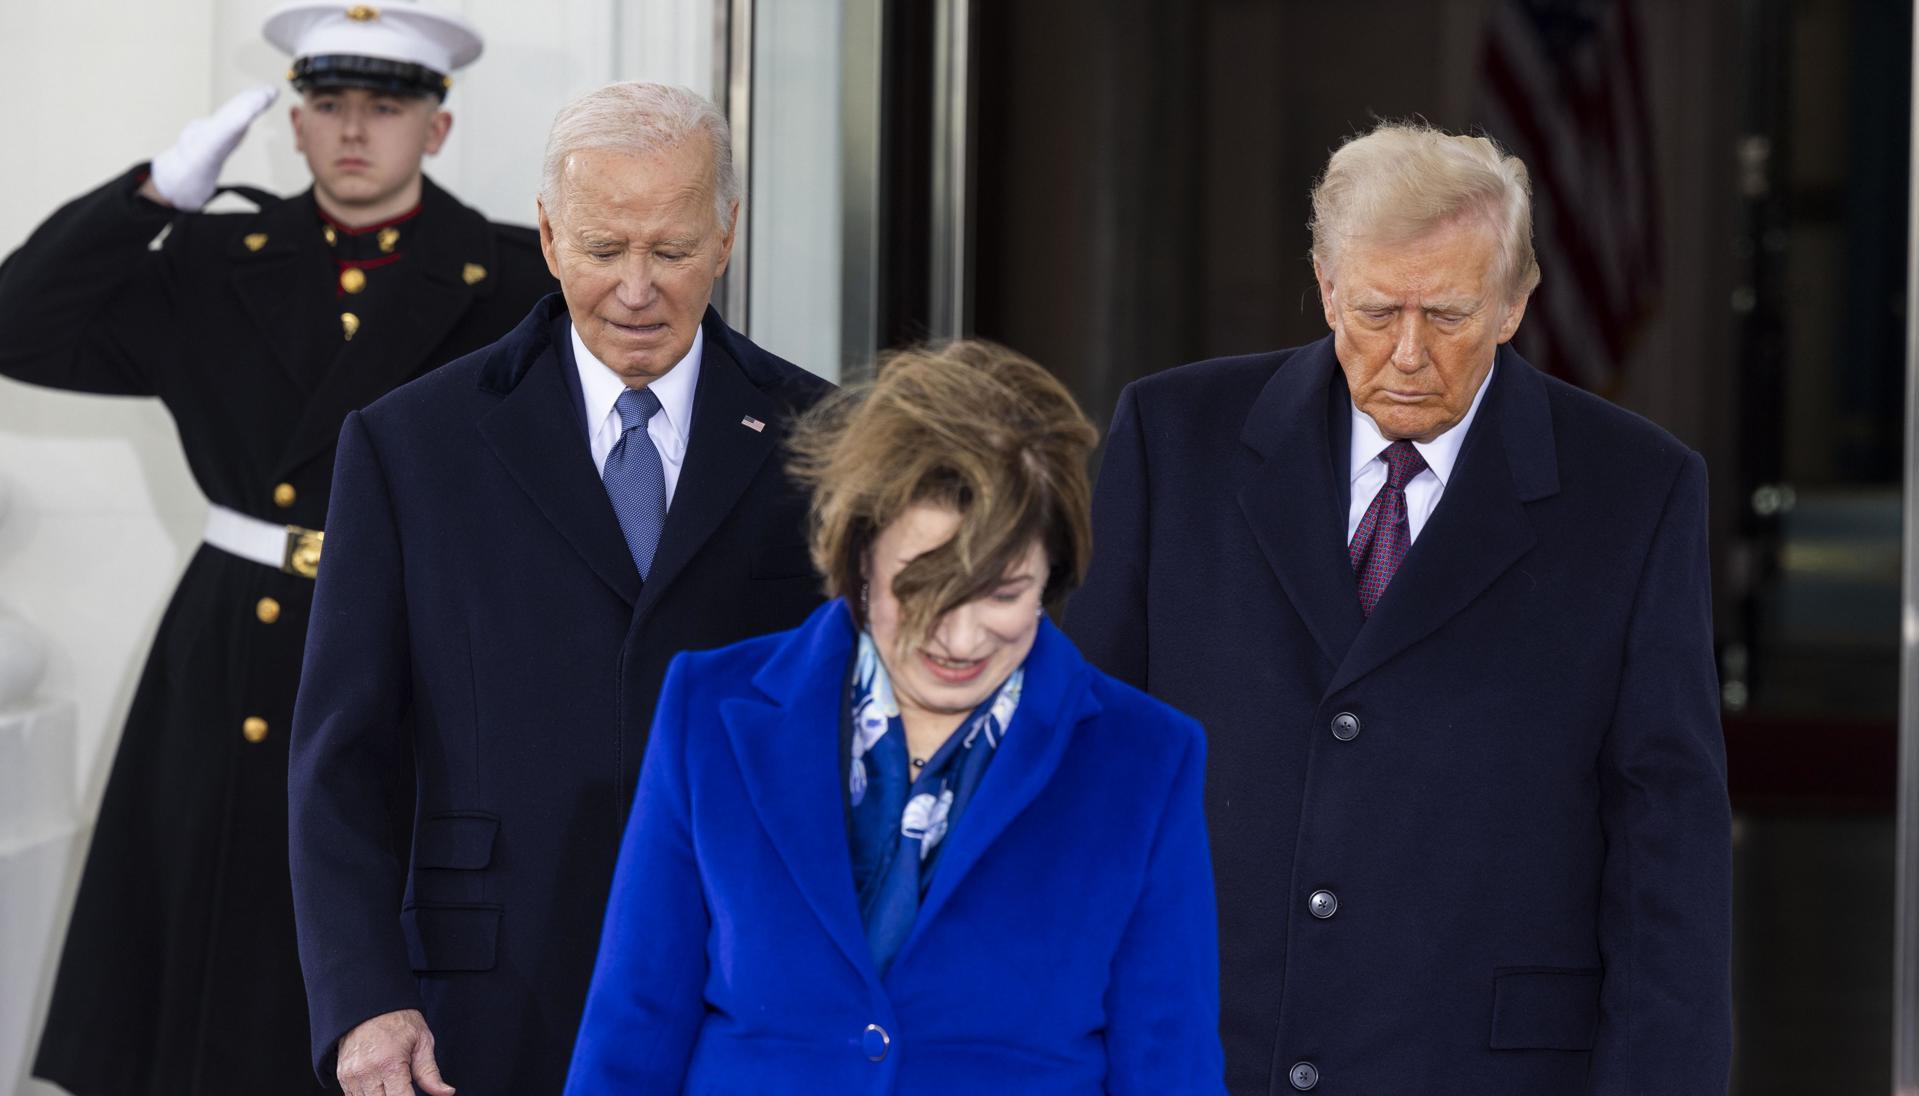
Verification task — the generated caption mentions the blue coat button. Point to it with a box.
[862,1023,890,1061]
[1289,1060,1319,1090]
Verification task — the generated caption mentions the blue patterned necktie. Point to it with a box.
[603,387,667,579]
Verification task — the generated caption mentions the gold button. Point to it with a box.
[341,312,360,341]
[377,226,399,253]
[273,482,297,508]
[323,225,338,247]
[242,717,269,743]
[255,597,282,624]
[243,233,268,252]
[462,263,487,285]
[340,267,367,294]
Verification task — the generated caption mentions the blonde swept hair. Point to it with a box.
[786,340,1098,648]
[1309,120,1542,300]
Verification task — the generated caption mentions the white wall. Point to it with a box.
[0,2,713,1092]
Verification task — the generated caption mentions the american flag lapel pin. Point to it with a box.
[740,415,766,433]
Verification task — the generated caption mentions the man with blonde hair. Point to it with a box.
[1069,121,1730,1093]
[287,81,830,1094]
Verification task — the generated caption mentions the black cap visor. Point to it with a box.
[292,54,448,100]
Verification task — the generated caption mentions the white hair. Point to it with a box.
[539,82,739,227]
[1309,121,1541,300]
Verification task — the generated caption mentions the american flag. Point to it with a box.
[1473,0,1662,393]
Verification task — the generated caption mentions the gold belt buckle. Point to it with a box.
[282,525,325,579]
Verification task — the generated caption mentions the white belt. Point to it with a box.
[204,504,325,579]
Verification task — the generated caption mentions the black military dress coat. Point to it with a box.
[0,165,555,1096]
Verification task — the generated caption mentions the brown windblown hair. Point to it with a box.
[786,340,1099,649]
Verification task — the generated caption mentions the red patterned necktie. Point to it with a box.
[1349,439,1429,616]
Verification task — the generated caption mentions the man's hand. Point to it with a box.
[336,1008,455,1096]
[145,85,279,210]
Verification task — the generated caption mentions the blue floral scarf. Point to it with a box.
[846,630,1023,975]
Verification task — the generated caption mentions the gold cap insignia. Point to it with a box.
[442,75,455,90]
[243,233,269,252]
[340,268,367,294]
[346,5,380,21]
[462,263,487,286]
[341,312,361,341]
[378,226,400,253]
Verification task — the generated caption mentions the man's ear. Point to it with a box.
[290,104,306,154]
[1313,257,1338,331]
[536,197,563,282]
[713,198,741,278]
[1495,291,1531,344]
[423,109,453,156]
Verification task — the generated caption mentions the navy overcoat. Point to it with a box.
[1065,338,1732,1095]
[565,599,1225,1093]
[288,295,830,1092]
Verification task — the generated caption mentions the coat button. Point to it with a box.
[242,717,269,743]
[1309,889,1338,918]
[273,483,297,508]
[1289,1061,1320,1090]
[861,1023,890,1062]
[1330,711,1361,741]
[255,597,282,624]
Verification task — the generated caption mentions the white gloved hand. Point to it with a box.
[148,85,280,210]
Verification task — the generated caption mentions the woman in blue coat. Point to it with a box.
[565,341,1224,1093]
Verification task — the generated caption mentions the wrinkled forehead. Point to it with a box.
[553,142,718,218]
[1331,217,1505,296]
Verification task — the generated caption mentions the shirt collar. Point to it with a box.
[570,321,704,452]
[1348,359,1497,488]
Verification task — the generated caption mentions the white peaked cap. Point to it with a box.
[263,1,484,75]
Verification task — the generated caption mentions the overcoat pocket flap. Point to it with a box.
[414,813,498,870]
[402,905,501,972]
[1490,967,1602,1050]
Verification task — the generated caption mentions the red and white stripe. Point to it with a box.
[1475,0,1662,392]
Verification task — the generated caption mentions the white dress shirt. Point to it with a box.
[1346,362,1495,546]
[572,322,702,510]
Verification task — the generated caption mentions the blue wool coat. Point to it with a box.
[1066,338,1732,1095]
[564,599,1226,1094]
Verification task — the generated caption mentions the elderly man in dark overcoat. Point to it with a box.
[287,81,832,1096]
[1,5,555,1093]
[1066,122,1731,1094]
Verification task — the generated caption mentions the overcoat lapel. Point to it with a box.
[1325,345,1559,696]
[896,618,1097,963]
[228,190,330,397]
[1236,338,1366,670]
[722,602,884,990]
[274,178,498,481]
[476,303,641,606]
[635,310,781,619]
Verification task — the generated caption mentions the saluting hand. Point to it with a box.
[143,85,279,211]
[336,1008,455,1096]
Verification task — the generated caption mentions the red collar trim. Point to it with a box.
[318,201,423,236]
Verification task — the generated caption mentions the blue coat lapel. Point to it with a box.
[1326,344,1560,695]
[721,602,1103,987]
[723,601,883,989]
[1236,337,1366,670]
[896,617,1099,967]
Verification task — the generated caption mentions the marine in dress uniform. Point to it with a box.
[1,5,556,1093]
